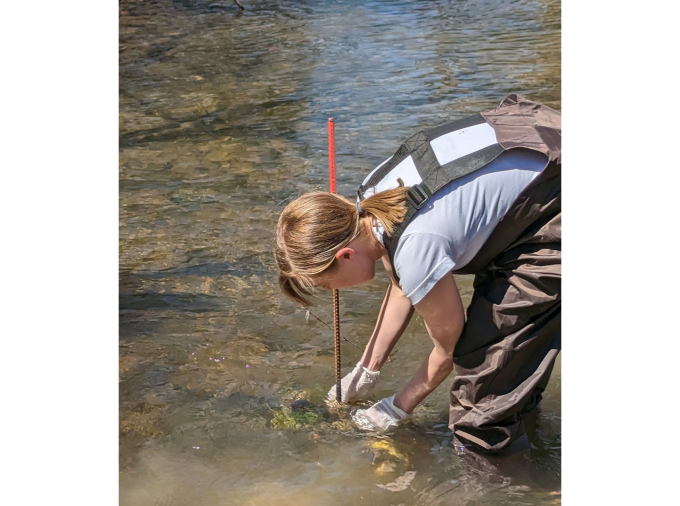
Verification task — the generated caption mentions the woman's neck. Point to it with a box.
[360,215,387,261]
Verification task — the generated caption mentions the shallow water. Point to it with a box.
[119,0,561,504]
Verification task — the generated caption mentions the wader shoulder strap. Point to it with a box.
[383,142,505,283]
[362,113,505,284]
[357,113,492,200]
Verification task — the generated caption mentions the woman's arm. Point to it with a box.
[360,278,415,371]
[328,259,414,403]
[393,273,465,413]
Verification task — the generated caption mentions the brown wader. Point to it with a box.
[448,95,561,454]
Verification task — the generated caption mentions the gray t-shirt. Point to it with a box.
[362,139,547,304]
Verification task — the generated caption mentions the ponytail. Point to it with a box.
[359,178,410,236]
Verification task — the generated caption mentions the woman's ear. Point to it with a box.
[335,247,355,262]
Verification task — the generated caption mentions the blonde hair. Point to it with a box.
[275,183,409,306]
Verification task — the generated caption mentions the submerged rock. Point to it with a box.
[270,399,330,429]
[291,399,313,412]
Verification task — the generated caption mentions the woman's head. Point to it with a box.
[274,184,409,306]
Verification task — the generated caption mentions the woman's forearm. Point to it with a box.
[360,283,414,371]
[393,346,454,414]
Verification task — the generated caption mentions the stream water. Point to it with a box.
[120,0,561,504]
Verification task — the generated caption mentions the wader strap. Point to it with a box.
[419,143,505,196]
[357,112,505,285]
[384,142,505,284]
[404,131,439,180]
[423,113,487,141]
[357,114,487,201]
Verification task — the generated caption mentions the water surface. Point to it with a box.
[120,0,561,504]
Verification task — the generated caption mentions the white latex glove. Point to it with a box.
[351,395,408,431]
[327,362,379,403]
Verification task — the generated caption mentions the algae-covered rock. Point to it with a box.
[270,387,336,429]
[270,404,329,429]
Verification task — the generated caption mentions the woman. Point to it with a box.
[274,95,561,454]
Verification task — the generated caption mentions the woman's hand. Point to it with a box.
[351,395,407,431]
[327,362,380,402]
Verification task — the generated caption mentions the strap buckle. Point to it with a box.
[406,184,429,209]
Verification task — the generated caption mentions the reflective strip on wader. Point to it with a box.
[357,113,505,284]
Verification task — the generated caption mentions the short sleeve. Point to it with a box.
[393,232,456,305]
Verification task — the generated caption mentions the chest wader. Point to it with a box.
[358,94,561,454]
